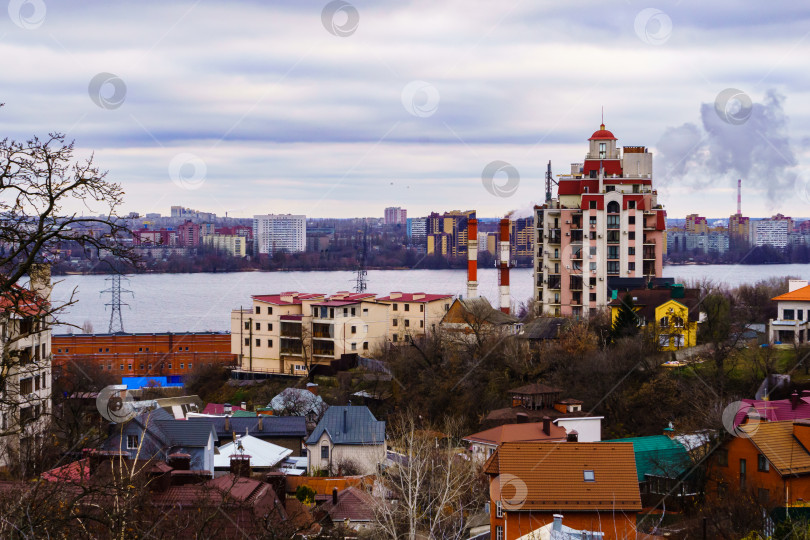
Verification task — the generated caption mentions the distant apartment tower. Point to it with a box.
[426,210,475,257]
[533,123,666,317]
[253,214,306,255]
[685,214,708,234]
[729,213,750,247]
[406,217,427,242]
[750,215,793,248]
[384,207,407,226]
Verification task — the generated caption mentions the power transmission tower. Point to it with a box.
[101,274,133,333]
[354,223,368,293]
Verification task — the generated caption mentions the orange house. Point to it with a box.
[708,420,810,505]
[484,442,641,540]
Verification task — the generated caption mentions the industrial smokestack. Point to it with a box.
[466,218,478,298]
[499,218,511,314]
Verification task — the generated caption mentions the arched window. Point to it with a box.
[607,201,620,213]
[659,317,670,328]
[673,316,684,328]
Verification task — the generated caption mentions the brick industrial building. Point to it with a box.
[52,332,237,379]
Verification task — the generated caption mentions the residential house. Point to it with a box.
[440,297,520,340]
[102,408,218,474]
[375,292,453,343]
[483,382,603,442]
[708,420,810,505]
[188,415,307,456]
[485,442,642,540]
[305,405,386,475]
[464,417,568,462]
[608,284,702,350]
[214,434,292,472]
[0,265,53,473]
[318,486,377,531]
[201,402,247,416]
[514,514,605,540]
[518,317,569,349]
[768,279,810,345]
[603,433,695,506]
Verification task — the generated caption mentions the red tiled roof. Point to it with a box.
[376,292,454,303]
[773,285,810,302]
[735,395,810,426]
[464,422,567,446]
[285,475,372,496]
[0,285,49,317]
[484,442,641,512]
[327,292,376,301]
[252,293,324,305]
[588,124,617,140]
[311,300,363,307]
[318,487,376,522]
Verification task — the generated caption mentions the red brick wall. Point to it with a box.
[52,333,237,378]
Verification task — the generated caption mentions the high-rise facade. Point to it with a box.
[253,214,306,255]
[533,124,666,317]
[426,210,475,257]
[384,207,407,225]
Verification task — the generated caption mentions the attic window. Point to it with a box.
[584,470,595,482]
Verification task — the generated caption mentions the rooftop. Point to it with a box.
[464,422,567,446]
[305,406,385,446]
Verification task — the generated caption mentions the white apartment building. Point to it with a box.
[384,207,407,226]
[750,217,791,248]
[253,214,306,255]
[202,234,247,257]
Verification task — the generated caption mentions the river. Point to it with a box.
[50,264,810,334]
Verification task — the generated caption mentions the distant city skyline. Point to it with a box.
[2,1,808,219]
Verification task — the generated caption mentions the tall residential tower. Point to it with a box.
[533,124,666,317]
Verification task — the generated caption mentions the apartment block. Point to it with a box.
[406,217,427,242]
[384,207,407,226]
[426,210,475,257]
[230,291,453,374]
[253,214,306,255]
[750,215,793,248]
[685,214,708,234]
[533,124,666,317]
[202,234,247,257]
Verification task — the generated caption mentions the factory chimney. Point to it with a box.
[499,218,511,314]
[466,218,478,298]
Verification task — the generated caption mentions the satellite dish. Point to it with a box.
[96,385,137,423]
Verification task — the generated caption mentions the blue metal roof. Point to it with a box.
[306,406,385,446]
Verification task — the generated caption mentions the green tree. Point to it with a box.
[610,293,639,343]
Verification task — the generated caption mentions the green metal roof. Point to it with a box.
[231,410,258,418]
[603,435,691,481]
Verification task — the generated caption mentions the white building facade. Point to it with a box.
[253,214,306,255]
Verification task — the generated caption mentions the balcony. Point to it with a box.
[570,276,583,290]
[313,342,335,357]
[570,229,583,242]
[280,338,302,356]
[312,323,334,339]
[547,275,562,290]
[280,322,302,338]
[548,229,562,244]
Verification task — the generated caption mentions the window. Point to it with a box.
[758,488,770,504]
[659,317,670,328]
[127,435,139,449]
[590,231,596,240]
[405,320,410,327]
[589,217,596,227]
[268,323,273,330]
[34,376,40,391]
[607,246,619,259]
[607,261,619,274]
[420,305,424,313]
[255,339,260,347]
[255,322,260,330]
[188,363,192,370]
[138,347,142,352]
[268,339,273,347]
[351,326,357,334]
[168,363,172,369]
[589,246,597,255]
[658,335,670,347]
[716,449,728,467]
[445,304,450,311]
[628,262,635,271]
[420,320,424,328]
[496,500,503,518]
[599,142,606,158]
[127,364,132,370]
[590,293,597,302]
[628,247,636,255]
[343,308,348,316]
[351,343,357,351]
[180,363,184,369]
[628,216,635,225]
[244,322,249,330]
[583,470,595,482]
[255,306,260,314]
[139,364,144,370]
[589,200,597,209]
[351,307,356,316]
[554,248,559,258]
[393,304,398,311]
[20,378,33,394]
[405,304,410,312]
[268,307,273,315]
[244,338,249,346]
[629,231,635,240]
[589,262,597,271]
[607,201,620,213]
[392,335,398,342]
[496,526,503,540]
[629,200,636,209]
[392,319,398,327]
[363,342,368,350]
[758,454,769,472]
[800,310,805,321]
[740,459,746,490]
[673,316,684,328]
[148,363,152,370]
[785,309,795,320]
[321,445,329,459]
[98,348,102,353]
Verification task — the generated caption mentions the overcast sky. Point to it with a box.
[3,0,809,219]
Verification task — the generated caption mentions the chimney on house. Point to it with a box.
[332,487,339,506]
[566,430,579,442]
[499,218,511,314]
[552,514,563,533]
[265,471,286,501]
[307,382,319,396]
[542,416,551,436]
[229,454,251,478]
[516,412,528,424]
[241,401,247,410]
[224,403,232,415]
[663,422,675,438]
[792,391,800,410]
[466,218,479,299]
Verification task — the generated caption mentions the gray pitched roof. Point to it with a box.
[154,419,218,447]
[520,317,569,340]
[458,297,519,325]
[305,406,385,446]
[188,416,307,438]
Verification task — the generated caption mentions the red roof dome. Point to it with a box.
[588,124,617,140]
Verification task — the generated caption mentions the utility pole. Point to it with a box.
[101,274,133,334]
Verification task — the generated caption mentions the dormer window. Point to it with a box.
[584,470,595,482]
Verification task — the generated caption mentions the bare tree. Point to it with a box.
[371,414,486,540]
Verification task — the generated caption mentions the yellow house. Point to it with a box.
[608,286,701,350]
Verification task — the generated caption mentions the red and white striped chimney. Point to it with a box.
[499,218,510,314]
[466,218,478,298]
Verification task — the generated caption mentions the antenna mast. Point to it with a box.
[354,223,368,293]
[545,161,557,203]
[101,274,133,333]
